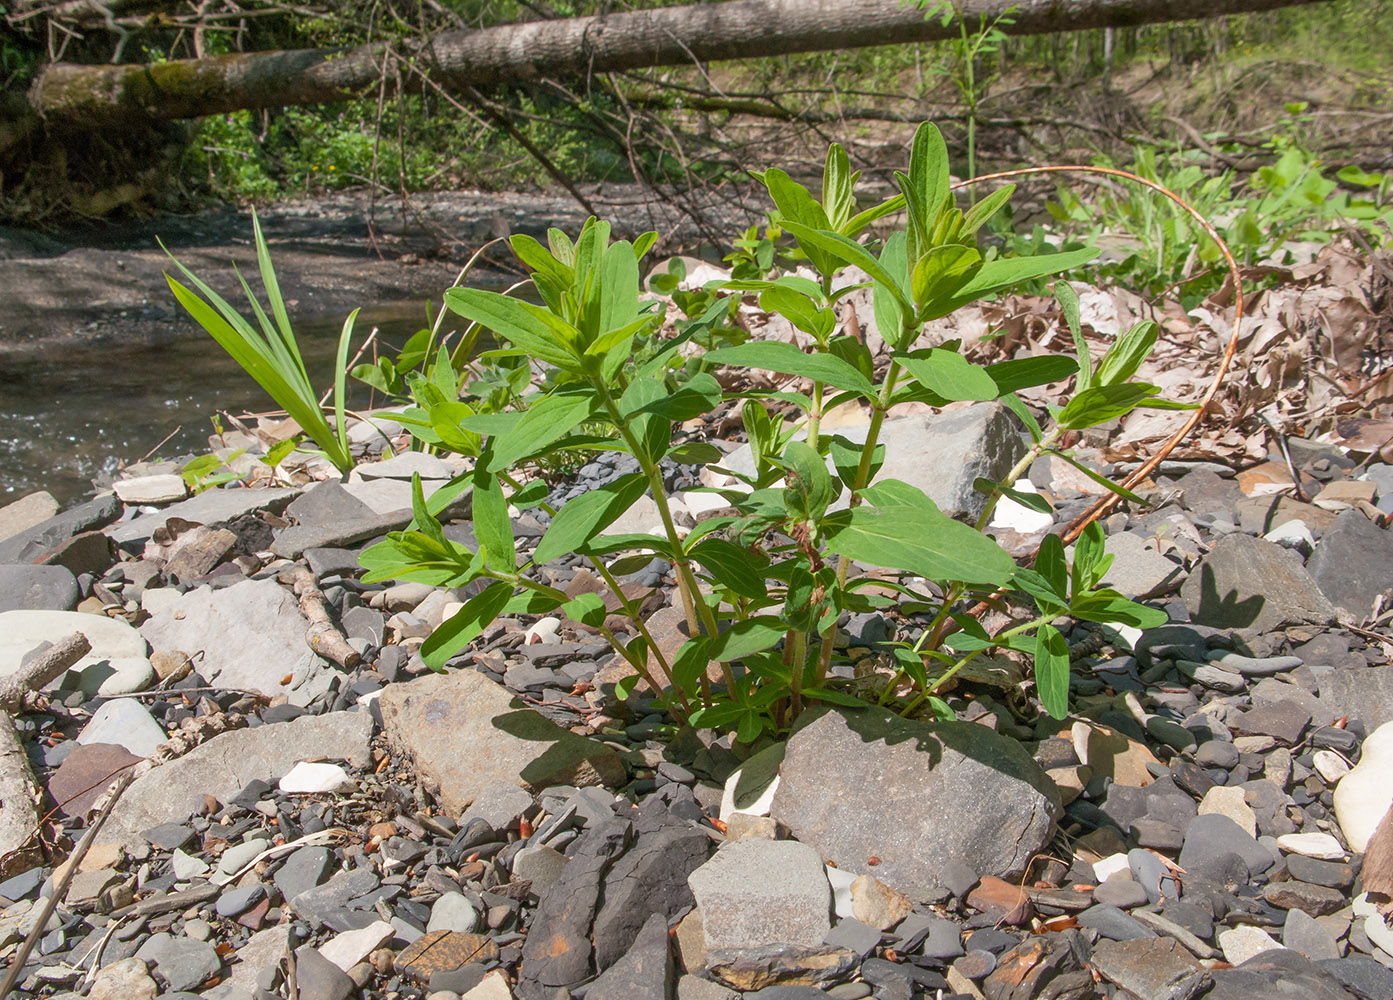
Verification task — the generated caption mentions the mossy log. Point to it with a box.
[18,0,1331,129]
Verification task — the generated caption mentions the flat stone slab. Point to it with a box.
[770,706,1060,894]
[0,491,59,545]
[0,494,121,564]
[378,668,625,817]
[688,839,831,950]
[108,487,299,546]
[77,698,167,757]
[1181,533,1335,634]
[1319,667,1393,731]
[140,577,313,695]
[1305,509,1393,619]
[0,609,152,696]
[0,564,78,612]
[105,711,373,847]
[113,475,188,505]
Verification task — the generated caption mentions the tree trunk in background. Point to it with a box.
[21,0,1330,129]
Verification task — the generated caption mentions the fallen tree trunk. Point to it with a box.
[23,0,1330,128]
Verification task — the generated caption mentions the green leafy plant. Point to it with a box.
[359,123,1185,742]
[163,211,358,475]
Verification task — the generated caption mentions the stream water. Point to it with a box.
[0,303,430,505]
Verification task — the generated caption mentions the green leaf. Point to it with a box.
[961,184,1015,237]
[1036,533,1068,599]
[842,194,906,238]
[759,286,834,342]
[444,288,581,370]
[707,616,787,663]
[1071,521,1109,594]
[923,246,1102,320]
[983,356,1079,395]
[1071,591,1168,629]
[1094,320,1159,387]
[823,504,1015,586]
[1014,567,1067,614]
[486,393,595,471]
[910,245,982,313]
[873,231,911,350]
[907,122,951,235]
[533,473,649,565]
[1034,623,1071,719]
[974,477,1053,514]
[829,435,882,493]
[689,538,769,599]
[1058,383,1161,430]
[511,233,573,287]
[707,341,875,398]
[895,349,999,402]
[1053,280,1090,393]
[510,479,550,509]
[823,142,855,231]
[1045,449,1145,504]
[782,440,835,523]
[471,464,515,573]
[999,392,1044,443]
[620,373,723,422]
[562,592,608,628]
[421,580,513,670]
[780,220,912,315]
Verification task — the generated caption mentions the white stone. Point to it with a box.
[1313,750,1352,784]
[1218,925,1284,965]
[718,766,780,824]
[1367,914,1393,956]
[171,848,209,880]
[427,891,480,934]
[1092,853,1132,883]
[113,475,188,505]
[87,956,157,1000]
[140,587,181,616]
[523,617,562,646]
[1199,786,1257,838]
[317,920,393,971]
[77,698,167,757]
[1354,892,1381,919]
[826,864,856,919]
[989,480,1054,533]
[678,489,734,517]
[1276,832,1346,860]
[278,762,355,795]
[1265,519,1316,554]
[1335,721,1393,853]
[0,609,153,696]
[462,970,515,1000]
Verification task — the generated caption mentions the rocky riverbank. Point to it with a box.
[2,387,1393,1000]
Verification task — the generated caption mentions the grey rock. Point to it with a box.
[1285,907,1341,961]
[272,481,412,559]
[1319,955,1393,1000]
[139,578,314,695]
[824,918,881,958]
[1128,848,1179,902]
[1231,702,1311,746]
[0,564,78,612]
[426,892,479,934]
[378,668,624,817]
[520,816,631,990]
[1195,740,1240,769]
[1285,856,1355,890]
[916,914,964,960]
[304,548,364,580]
[770,706,1059,892]
[1090,937,1211,1000]
[512,845,568,896]
[1077,904,1157,941]
[216,883,267,918]
[108,487,297,546]
[293,945,356,1000]
[106,711,373,848]
[76,698,167,757]
[1093,877,1149,909]
[1102,531,1184,599]
[290,868,380,930]
[1179,814,1276,880]
[134,933,222,992]
[687,839,831,951]
[677,977,739,1000]
[0,494,120,563]
[356,452,454,481]
[593,824,710,970]
[1212,653,1304,676]
[586,911,672,1000]
[0,491,58,545]
[140,823,194,851]
[1319,666,1393,731]
[1181,533,1336,634]
[1206,948,1360,1000]
[1306,509,1393,619]
[459,781,535,832]
[273,846,333,902]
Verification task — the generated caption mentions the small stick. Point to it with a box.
[0,634,91,713]
[0,768,135,1000]
[289,566,362,669]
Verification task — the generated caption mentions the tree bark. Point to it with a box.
[23,0,1331,127]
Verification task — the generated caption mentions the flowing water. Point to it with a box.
[0,303,431,505]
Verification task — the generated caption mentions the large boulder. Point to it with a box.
[770,706,1060,895]
[1181,533,1335,634]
